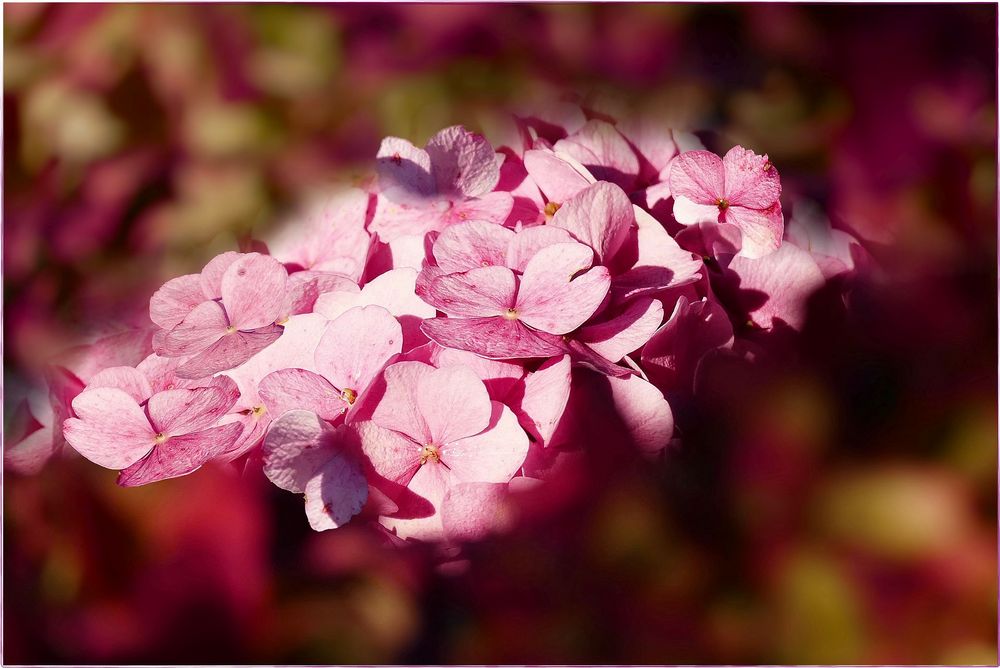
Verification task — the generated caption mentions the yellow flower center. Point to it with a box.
[503,308,519,320]
[419,444,441,465]
[154,432,168,444]
[717,199,729,211]
[544,201,561,218]
[341,388,358,405]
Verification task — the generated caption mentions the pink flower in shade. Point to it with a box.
[152,252,289,379]
[641,295,735,393]
[369,125,514,243]
[357,361,529,541]
[63,370,243,487]
[262,410,368,531]
[668,146,784,259]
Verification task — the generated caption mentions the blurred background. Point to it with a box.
[3,3,997,664]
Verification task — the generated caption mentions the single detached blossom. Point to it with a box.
[669,146,783,259]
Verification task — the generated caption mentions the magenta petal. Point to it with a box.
[316,305,402,397]
[421,316,566,359]
[443,401,528,481]
[722,145,781,208]
[578,298,664,363]
[157,300,229,358]
[417,366,492,445]
[432,220,515,274]
[146,384,239,435]
[641,296,735,391]
[149,274,204,329]
[175,324,284,379]
[304,449,368,530]
[86,365,154,403]
[517,242,611,335]
[549,181,634,263]
[668,150,725,205]
[512,354,571,445]
[117,422,243,487]
[606,374,675,454]
[424,266,516,317]
[426,125,500,198]
[221,253,288,330]
[442,482,513,542]
[258,368,346,421]
[262,410,337,493]
[64,388,155,469]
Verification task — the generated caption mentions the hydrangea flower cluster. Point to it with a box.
[7,103,867,544]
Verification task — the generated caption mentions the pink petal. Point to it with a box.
[149,273,204,329]
[368,196,448,243]
[616,116,678,182]
[553,119,639,191]
[504,225,575,273]
[578,297,664,363]
[381,460,449,541]
[672,195,724,226]
[447,191,515,226]
[86,365,153,403]
[175,325,283,379]
[146,384,239,436]
[564,338,633,378]
[722,145,781,208]
[424,266,516,317]
[432,220,515,274]
[316,305,402,397]
[641,296,734,391]
[723,241,824,330]
[674,221,743,258]
[262,410,337,493]
[4,399,55,475]
[281,271,358,318]
[221,253,288,330]
[64,388,155,469]
[303,444,368,530]
[522,148,594,204]
[511,354,571,445]
[606,374,675,454]
[548,181,634,263]
[157,300,228,358]
[417,365,492,445]
[516,242,611,334]
[355,419,421,484]
[613,205,703,300]
[441,482,514,542]
[443,401,528,481]
[258,369,346,421]
[370,361,436,444]
[724,203,784,259]
[668,150,725,205]
[199,251,242,300]
[421,316,566,359]
[426,125,500,198]
[117,422,243,487]
[376,136,435,199]
[431,346,525,401]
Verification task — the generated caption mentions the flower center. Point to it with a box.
[716,198,729,211]
[225,325,237,334]
[341,388,358,405]
[252,405,266,417]
[544,201,561,218]
[154,432,168,444]
[503,308,519,320]
[419,444,441,465]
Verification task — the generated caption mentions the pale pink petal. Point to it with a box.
[548,181,634,262]
[417,366,492,445]
[724,203,784,259]
[86,366,153,403]
[136,354,196,393]
[578,298,663,363]
[668,150,725,205]
[606,374,674,454]
[421,316,566,359]
[613,205,703,300]
[432,220,515,274]
[199,251,242,300]
[441,482,514,542]
[355,419,421,484]
[370,361,436,444]
[504,225,575,272]
[376,136,435,199]
[723,242,825,330]
[443,401,528,481]
[316,305,402,397]
[146,384,239,436]
[117,422,243,486]
[516,243,611,334]
[674,221,743,258]
[672,195,724,226]
[258,369,346,421]
[280,271,358,318]
[616,116,678,182]
[641,296,734,391]
[64,388,155,469]
[304,449,368,530]
[385,233,431,271]
[522,149,593,204]
[722,145,781,208]
[175,325,283,379]
[149,274,204,329]
[353,268,437,320]
[553,119,639,191]
[511,354,571,445]
[431,347,525,401]
[424,266,516,317]
[448,191,515,226]
[221,253,288,330]
[157,300,228,358]
[426,125,500,198]
[369,196,449,243]
[261,410,335,492]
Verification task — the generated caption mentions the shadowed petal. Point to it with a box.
[117,422,243,486]
[421,316,566,359]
